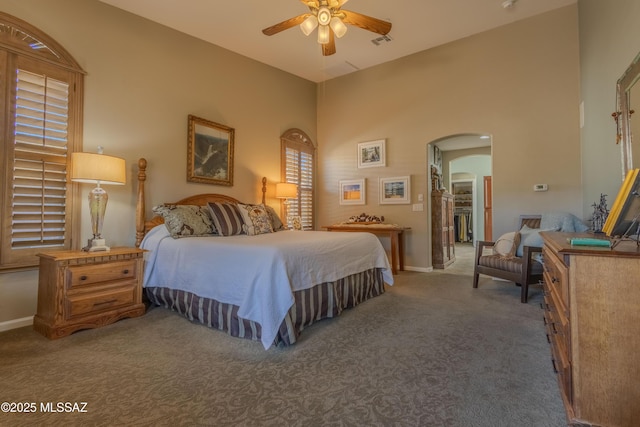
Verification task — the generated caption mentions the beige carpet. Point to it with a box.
[0,244,566,426]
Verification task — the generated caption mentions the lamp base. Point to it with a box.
[82,238,110,252]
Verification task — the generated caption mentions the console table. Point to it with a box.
[323,224,410,275]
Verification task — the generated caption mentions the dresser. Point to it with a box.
[540,232,640,427]
[431,190,455,268]
[34,247,146,339]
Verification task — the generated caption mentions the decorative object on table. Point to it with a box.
[187,114,234,186]
[275,182,298,229]
[591,193,609,233]
[357,139,385,168]
[346,213,385,224]
[339,179,365,205]
[70,146,126,252]
[380,176,410,204]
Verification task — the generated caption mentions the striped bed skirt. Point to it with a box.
[145,267,386,347]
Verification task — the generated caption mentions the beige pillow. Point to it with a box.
[493,231,521,258]
[237,203,274,236]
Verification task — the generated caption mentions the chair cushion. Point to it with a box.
[479,255,543,276]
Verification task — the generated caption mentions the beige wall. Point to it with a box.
[317,6,581,270]
[578,0,640,216]
[0,0,316,325]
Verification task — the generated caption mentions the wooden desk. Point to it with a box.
[323,224,410,275]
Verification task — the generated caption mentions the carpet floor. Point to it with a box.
[0,244,566,426]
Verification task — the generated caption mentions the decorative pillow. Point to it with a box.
[264,205,285,231]
[207,202,244,236]
[516,225,555,257]
[237,203,274,236]
[540,212,589,233]
[493,231,521,258]
[152,204,214,238]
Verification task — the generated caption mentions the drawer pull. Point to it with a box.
[80,275,88,281]
[93,299,117,307]
[123,269,130,275]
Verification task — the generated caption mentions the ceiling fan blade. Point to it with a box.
[262,14,310,36]
[299,0,319,8]
[341,10,392,35]
[322,30,336,56]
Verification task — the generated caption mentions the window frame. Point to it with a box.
[280,128,316,230]
[0,12,85,271]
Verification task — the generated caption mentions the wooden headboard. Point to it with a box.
[135,158,267,247]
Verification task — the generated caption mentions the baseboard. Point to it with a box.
[0,316,33,333]
[404,266,431,273]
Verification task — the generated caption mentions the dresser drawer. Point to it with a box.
[65,284,136,318]
[542,246,569,316]
[67,260,138,289]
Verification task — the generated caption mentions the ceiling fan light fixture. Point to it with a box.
[330,17,347,38]
[300,15,318,36]
[317,24,330,44]
[317,7,332,26]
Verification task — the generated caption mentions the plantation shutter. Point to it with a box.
[282,130,315,230]
[11,69,69,250]
[0,12,84,270]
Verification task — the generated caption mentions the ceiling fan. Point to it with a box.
[262,0,392,56]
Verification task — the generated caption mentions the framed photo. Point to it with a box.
[339,179,366,205]
[357,139,385,168]
[187,114,234,186]
[380,176,410,204]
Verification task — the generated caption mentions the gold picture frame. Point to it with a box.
[187,114,234,186]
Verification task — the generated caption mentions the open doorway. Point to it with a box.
[427,134,492,268]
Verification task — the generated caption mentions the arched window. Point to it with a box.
[281,128,316,230]
[0,12,85,270]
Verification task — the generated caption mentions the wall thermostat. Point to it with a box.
[533,184,548,192]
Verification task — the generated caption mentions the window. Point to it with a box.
[281,128,316,230]
[0,13,84,270]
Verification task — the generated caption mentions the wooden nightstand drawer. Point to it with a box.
[67,259,137,289]
[65,284,136,318]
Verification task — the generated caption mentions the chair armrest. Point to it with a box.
[474,240,495,263]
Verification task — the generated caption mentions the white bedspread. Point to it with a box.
[141,227,393,348]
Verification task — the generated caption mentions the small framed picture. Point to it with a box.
[339,179,366,205]
[357,139,385,168]
[380,176,410,204]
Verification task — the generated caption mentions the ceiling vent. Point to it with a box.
[371,35,392,46]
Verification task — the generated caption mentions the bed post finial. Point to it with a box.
[135,158,147,247]
[262,177,267,205]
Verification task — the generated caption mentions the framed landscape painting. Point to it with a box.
[380,176,410,204]
[339,179,366,205]
[357,139,385,168]
[187,114,235,186]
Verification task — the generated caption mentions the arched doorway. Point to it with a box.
[427,134,492,268]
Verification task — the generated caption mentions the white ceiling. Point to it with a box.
[98,0,576,83]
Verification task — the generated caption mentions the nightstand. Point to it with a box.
[33,247,145,339]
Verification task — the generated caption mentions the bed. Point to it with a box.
[135,158,394,349]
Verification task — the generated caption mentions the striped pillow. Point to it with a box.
[207,202,244,236]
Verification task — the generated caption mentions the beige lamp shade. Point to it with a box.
[275,183,298,199]
[70,152,126,185]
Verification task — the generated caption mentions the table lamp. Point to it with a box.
[275,182,298,229]
[70,146,126,252]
